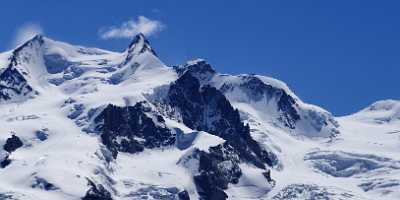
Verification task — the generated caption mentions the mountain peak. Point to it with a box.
[126,33,157,57]
[366,99,400,111]
[31,34,44,41]
[173,58,216,83]
[186,58,207,66]
[176,59,215,74]
[351,99,400,123]
[15,34,45,51]
[8,34,45,69]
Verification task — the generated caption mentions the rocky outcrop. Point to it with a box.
[95,102,175,158]
[125,186,190,200]
[167,72,275,168]
[178,190,190,200]
[0,66,35,102]
[82,179,112,200]
[1,135,23,168]
[173,59,216,85]
[121,33,157,67]
[167,72,277,199]
[31,176,59,191]
[220,75,300,129]
[174,60,339,137]
[0,35,43,103]
[3,135,23,153]
[194,144,242,200]
[0,155,11,168]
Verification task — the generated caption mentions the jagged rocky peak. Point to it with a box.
[167,72,277,168]
[167,71,275,198]
[0,35,46,103]
[170,59,305,131]
[14,34,45,52]
[215,74,339,137]
[9,34,45,68]
[125,33,157,57]
[0,64,36,103]
[221,75,285,101]
[219,74,301,129]
[94,102,176,158]
[173,59,216,84]
[117,33,163,71]
[175,59,216,76]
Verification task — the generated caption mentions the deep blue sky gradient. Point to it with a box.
[0,0,399,116]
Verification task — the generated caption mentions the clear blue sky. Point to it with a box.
[1,0,399,116]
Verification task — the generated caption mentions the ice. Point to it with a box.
[304,150,400,177]
[271,184,370,200]
[0,33,399,200]
[348,100,400,124]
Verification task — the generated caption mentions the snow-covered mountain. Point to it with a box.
[0,34,399,200]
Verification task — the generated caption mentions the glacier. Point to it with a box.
[0,33,399,200]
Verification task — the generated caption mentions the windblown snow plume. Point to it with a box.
[12,23,44,47]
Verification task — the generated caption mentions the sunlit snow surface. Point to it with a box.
[0,35,399,200]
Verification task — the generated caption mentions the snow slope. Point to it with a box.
[175,59,339,138]
[0,34,399,200]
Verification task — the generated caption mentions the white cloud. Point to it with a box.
[99,16,164,39]
[13,23,44,47]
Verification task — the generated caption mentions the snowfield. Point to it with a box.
[0,34,399,200]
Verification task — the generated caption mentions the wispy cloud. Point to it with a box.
[99,16,165,40]
[13,23,44,47]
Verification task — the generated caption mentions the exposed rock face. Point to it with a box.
[1,135,23,168]
[0,155,11,168]
[35,129,49,141]
[194,144,242,200]
[122,33,157,67]
[125,186,190,200]
[167,72,275,168]
[1,32,398,200]
[95,102,176,158]
[3,135,23,153]
[31,177,59,191]
[276,89,301,129]
[220,75,300,129]
[174,60,339,137]
[0,35,43,103]
[127,33,157,56]
[178,190,190,200]
[0,66,34,102]
[217,74,340,137]
[174,60,301,130]
[82,180,113,200]
[166,72,277,199]
[174,59,216,84]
